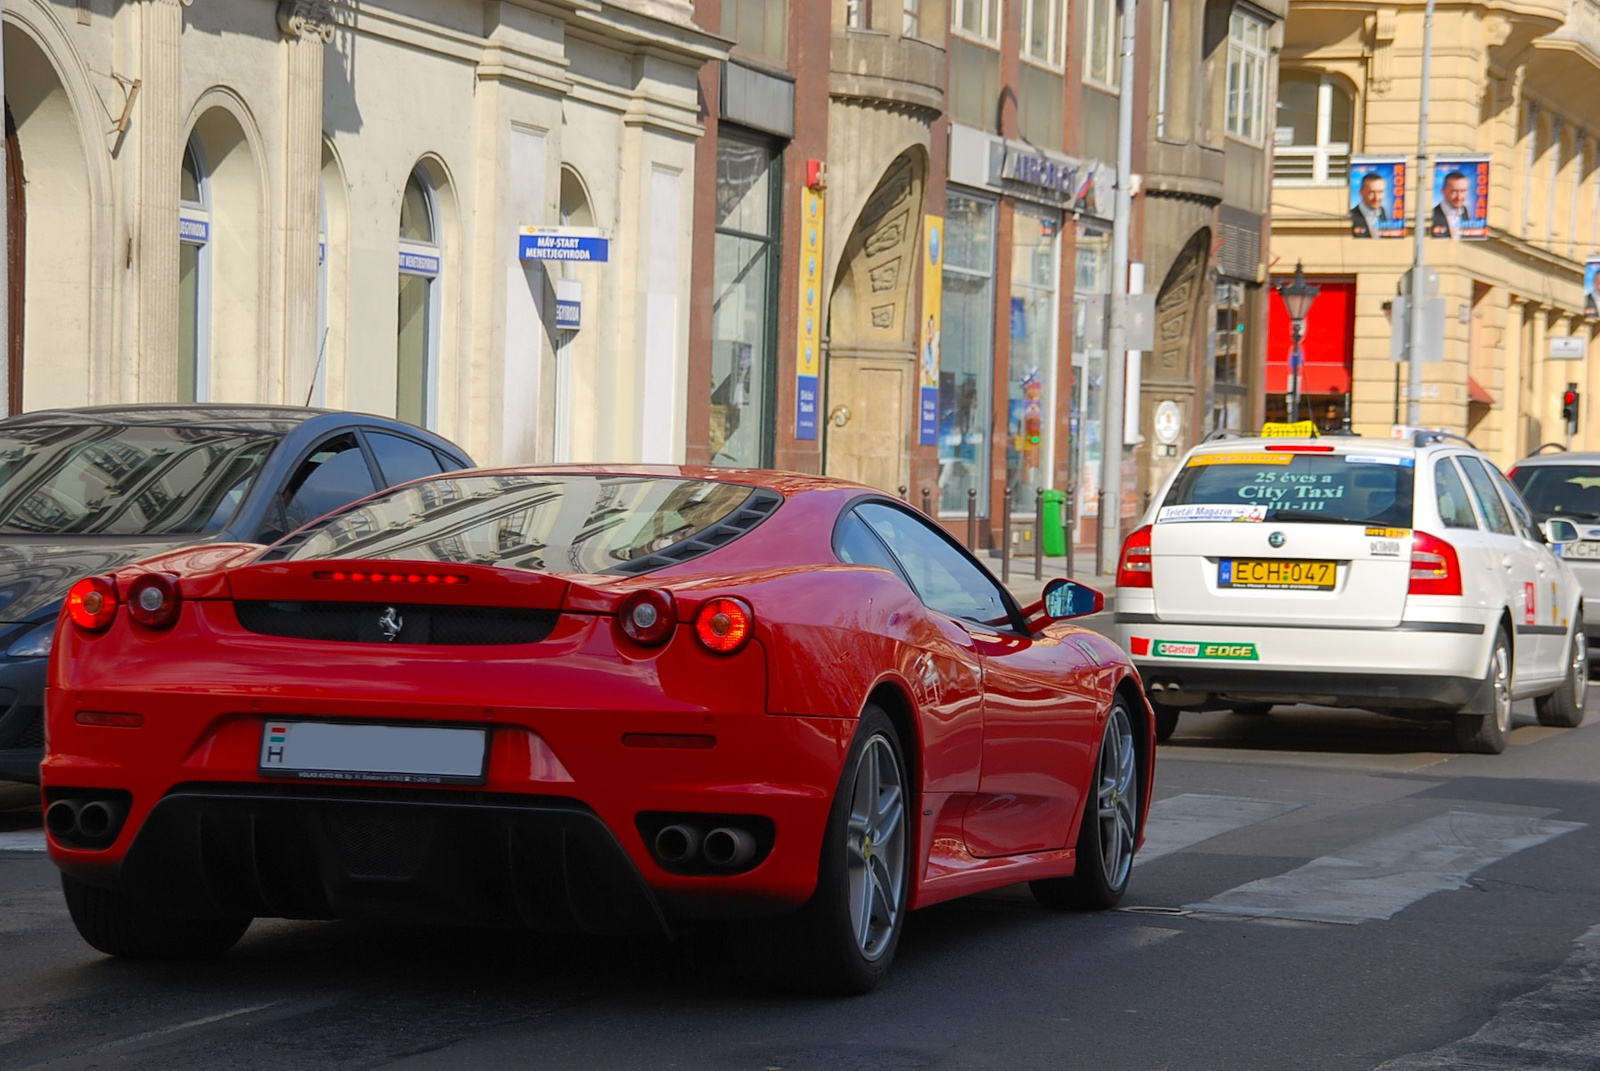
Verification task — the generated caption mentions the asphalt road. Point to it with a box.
[3,694,1598,1071]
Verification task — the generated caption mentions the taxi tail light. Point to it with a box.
[126,573,183,629]
[617,589,675,647]
[694,597,753,654]
[1409,531,1463,596]
[1116,526,1154,589]
[66,575,118,631]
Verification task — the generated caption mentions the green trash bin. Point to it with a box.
[1040,488,1067,557]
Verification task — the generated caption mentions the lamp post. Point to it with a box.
[1276,262,1320,423]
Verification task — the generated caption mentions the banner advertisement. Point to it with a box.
[918,215,943,447]
[795,187,825,440]
[1348,156,1408,239]
[1429,157,1491,240]
[1585,259,1599,319]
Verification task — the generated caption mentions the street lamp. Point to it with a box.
[1276,261,1320,423]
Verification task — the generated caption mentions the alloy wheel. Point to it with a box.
[845,735,906,961]
[1492,642,1513,735]
[1095,706,1139,891]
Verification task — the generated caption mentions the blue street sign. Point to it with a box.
[519,230,610,263]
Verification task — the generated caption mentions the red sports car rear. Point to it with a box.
[44,468,1153,993]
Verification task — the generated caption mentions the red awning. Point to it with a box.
[1467,377,1495,406]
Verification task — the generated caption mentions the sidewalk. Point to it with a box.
[987,549,1119,635]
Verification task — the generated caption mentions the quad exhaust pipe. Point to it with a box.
[45,794,129,848]
[648,819,763,872]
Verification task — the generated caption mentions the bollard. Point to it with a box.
[1143,489,1152,513]
[898,484,908,501]
[967,488,977,549]
[1094,491,1107,577]
[1065,483,1076,580]
[1000,485,1012,585]
[921,487,932,516]
[1034,489,1043,581]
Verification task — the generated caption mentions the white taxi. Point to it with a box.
[1111,430,1587,753]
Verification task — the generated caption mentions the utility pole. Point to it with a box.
[1099,0,1137,571]
[1406,0,1436,428]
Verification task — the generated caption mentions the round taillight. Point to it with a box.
[126,573,183,629]
[618,590,675,647]
[694,597,753,655]
[66,575,119,631]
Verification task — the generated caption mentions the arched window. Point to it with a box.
[178,137,212,402]
[396,167,440,428]
[1275,71,1353,184]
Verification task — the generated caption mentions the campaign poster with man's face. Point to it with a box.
[1429,157,1491,240]
[1348,157,1407,239]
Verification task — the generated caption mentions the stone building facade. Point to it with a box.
[2,0,721,465]
[1271,0,1600,467]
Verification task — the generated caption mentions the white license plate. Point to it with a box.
[259,721,488,785]
[1562,540,1600,560]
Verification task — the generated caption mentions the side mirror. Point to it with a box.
[1042,578,1105,621]
[1543,518,1580,545]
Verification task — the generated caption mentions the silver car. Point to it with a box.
[1509,449,1600,656]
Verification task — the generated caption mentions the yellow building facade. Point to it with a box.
[1272,0,1600,468]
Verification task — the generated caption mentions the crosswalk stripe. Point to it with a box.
[0,831,46,852]
[1372,923,1600,1069]
[1137,794,1303,865]
[1184,811,1584,924]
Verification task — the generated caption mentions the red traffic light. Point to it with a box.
[1564,390,1579,407]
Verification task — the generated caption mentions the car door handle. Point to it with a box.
[1501,555,1513,570]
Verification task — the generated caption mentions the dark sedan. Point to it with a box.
[0,404,473,783]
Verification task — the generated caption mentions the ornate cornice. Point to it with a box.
[277,0,337,43]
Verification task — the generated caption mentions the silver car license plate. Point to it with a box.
[1562,540,1600,560]
[259,721,488,785]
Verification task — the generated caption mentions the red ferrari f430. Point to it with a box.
[44,468,1154,993]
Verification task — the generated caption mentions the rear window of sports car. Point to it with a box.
[261,473,781,575]
[1161,451,1415,528]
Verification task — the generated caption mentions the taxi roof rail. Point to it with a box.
[1412,429,1478,449]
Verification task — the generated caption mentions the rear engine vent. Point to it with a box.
[607,488,783,575]
[234,602,559,645]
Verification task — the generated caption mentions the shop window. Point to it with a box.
[1226,10,1270,145]
[178,137,212,403]
[938,191,996,517]
[1008,204,1060,517]
[396,167,441,429]
[1274,71,1353,184]
[710,135,781,468]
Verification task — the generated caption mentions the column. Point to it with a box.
[136,0,184,401]
[277,0,334,404]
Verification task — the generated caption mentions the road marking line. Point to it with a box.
[1185,810,1584,924]
[1137,794,1303,865]
[0,831,45,852]
[1373,923,1600,1069]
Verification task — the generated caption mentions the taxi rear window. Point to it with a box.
[1161,451,1415,527]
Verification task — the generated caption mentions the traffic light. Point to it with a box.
[1562,384,1581,435]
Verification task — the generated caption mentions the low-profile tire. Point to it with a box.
[775,705,909,995]
[1152,701,1180,743]
[1535,630,1588,728]
[1454,628,1513,755]
[61,874,251,959]
[1031,697,1139,912]
[1230,703,1273,717]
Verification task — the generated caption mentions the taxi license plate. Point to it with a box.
[259,721,488,785]
[1219,559,1336,591]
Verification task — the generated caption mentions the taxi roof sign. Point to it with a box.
[1261,420,1319,439]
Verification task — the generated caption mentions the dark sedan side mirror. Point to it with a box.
[1039,578,1105,622]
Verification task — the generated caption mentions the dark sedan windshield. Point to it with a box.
[1509,464,1600,521]
[264,473,772,575]
[0,425,277,537]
